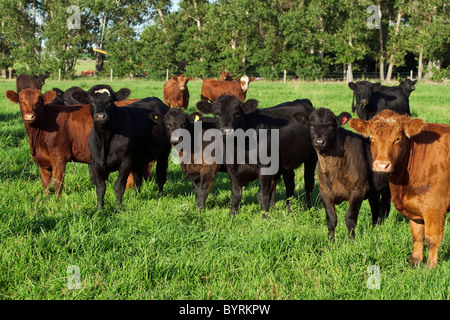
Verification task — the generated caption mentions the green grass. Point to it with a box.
[0,78,449,300]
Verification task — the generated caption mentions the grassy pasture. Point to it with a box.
[0,78,449,300]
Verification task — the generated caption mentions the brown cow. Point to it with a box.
[219,70,233,81]
[16,72,50,93]
[5,89,142,196]
[349,110,450,268]
[163,75,193,109]
[200,75,255,102]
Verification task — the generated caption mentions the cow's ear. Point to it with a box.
[348,82,357,90]
[242,99,258,114]
[249,77,256,82]
[293,112,308,124]
[349,118,370,137]
[234,77,240,82]
[189,112,202,123]
[42,90,57,105]
[372,83,382,91]
[115,88,131,101]
[337,112,352,126]
[399,79,404,84]
[5,90,19,104]
[403,118,425,138]
[171,75,178,81]
[53,88,64,96]
[196,100,213,114]
[70,89,89,104]
[187,76,193,81]
[149,112,164,124]
[413,80,417,84]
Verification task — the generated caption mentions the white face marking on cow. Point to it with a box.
[240,75,250,92]
[95,88,110,96]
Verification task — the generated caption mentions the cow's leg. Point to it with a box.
[257,175,272,213]
[410,219,424,267]
[90,163,107,209]
[345,193,364,240]
[368,193,381,226]
[39,167,52,195]
[379,187,391,220]
[304,153,317,209]
[320,189,337,241]
[196,168,217,210]
[283,171,295,211]
[114,163,133,206]
[229,178,242,216]
[52,159,67,197]
[424,213,445,269]
[155,146,170,196]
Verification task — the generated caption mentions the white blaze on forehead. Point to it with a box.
[95,88,110,96]
[240,75,250,91]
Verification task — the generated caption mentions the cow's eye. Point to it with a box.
[394,137,400,144]
[233,112,240,118]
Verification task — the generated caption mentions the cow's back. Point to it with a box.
[201,79,243,101]
[251,100,315,170]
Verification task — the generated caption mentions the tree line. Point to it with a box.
[1,0,448,81]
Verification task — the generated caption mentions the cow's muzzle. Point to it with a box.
[94,112,108,122]
[23,113,36,123]
[373,160,393,173]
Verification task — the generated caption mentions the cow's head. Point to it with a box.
[38,71,50,86]
[219,71,233,81]
[52,87,65,105]
[71,85,131,126]
[237,75,255,92]
[196,94,258,135]
[305,108,351,152]
[348,81,381,112]
[349,109,425,174]
[5,89,56,125]
[172,74,193,92]
[399,79,416,93]
[163,108,200,144]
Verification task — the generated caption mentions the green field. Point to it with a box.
[0,78,449,300]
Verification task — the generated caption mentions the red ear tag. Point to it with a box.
[342,116,348,125]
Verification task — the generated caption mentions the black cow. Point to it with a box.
[53,85,133,105]
[52,86,84,105]
[16,72,50,93]
[196,94,317,216]
[72,85,171,208]
[377,79,417,98]
[307,108,391,240]
[348,80,410,120]
[163,108,226,209]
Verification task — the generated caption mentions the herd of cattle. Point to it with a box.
[4,71,449,269]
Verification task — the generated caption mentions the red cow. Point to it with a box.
[350,110,450,268]
[219,70,233,81]
[5,89,143,195]
[200,75,255,102]
[163,75,193,110]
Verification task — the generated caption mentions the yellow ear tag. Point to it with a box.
[154,114,158,119]
[194,114,200,122]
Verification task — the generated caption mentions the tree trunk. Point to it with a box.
[378,0,385,81]
[418,46,423,80]
[386,4,402,81]
[347,62,353,83]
